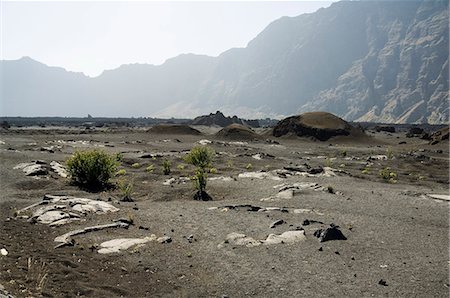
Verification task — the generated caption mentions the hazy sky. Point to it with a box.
[2,1,335,77]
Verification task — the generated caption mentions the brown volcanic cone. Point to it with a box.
[147,124,202,135]
[215,124,261,141]
[273,112,359,141]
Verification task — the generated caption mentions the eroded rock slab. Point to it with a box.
[16,195,119,226]
[98,236,156,254]
[263,230,306,245]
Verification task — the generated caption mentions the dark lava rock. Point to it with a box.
[194,191,213,201]
[429,126,449,145]
[406,126,424,137]
[307,166,324,175]
[375,126,396,133]
[273,112,360,141]
[302,219,324,226]
[314,224,347,242]
[378,279,388,286]
[270,219,285,228]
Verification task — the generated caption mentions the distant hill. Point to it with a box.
[1,0,448,123]
[190,111,259,128]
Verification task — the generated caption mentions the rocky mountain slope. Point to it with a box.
[1,0,448,123]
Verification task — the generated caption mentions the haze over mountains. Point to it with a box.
[1,0,448,123]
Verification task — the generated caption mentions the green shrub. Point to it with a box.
[185,146,216,197]
[184,146,214,170]
[131,163,141,169]
[116,169,126,176]
[192,169,207,192]
[115,152,124,162]
[162,159,171,175]
[245,163,253,170]
[66,149,118,189]
[177,164,185,170]
[209,167,218,174]
[146,165,154,173]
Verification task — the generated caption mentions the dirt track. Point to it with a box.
[0,127,448,297]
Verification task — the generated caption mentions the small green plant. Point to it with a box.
[66,149,118,189]
[118,179,133,201]
[177,164,185,171]
[379,167,397,183]
[209,167,218,174]
[361,167,370,174]
[245,163,253,170]
[146,164,154,173]
[340,150,347,157]
[227,160,233,169]
[185,146,215,200]
[184,146,214,170]
[386,147,393,159]
[162,159,171,175]
[131,162,141,169]
[116,169,126,176]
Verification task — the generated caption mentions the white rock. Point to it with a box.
[208,176,234,182]
[0,248,8,256]
[198,139,212,145]
[50,161,68,178]
[225,232,261,247]
[276,189,295,199]
[98,236,156,254]
[426,194,450,201]
[37,210,70,224]
[252,154,262,160]
[263,230,306,245]
[238,171,282,181]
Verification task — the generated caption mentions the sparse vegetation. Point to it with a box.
[131,162,141,169]
[184,146,214,170]
[386,147,394,159]
[209,167,218,174]
[177,164,185,170]
[340,150,347,157]
[116,169,126,176]
[66,149,118,189]
[246,163,253,170]
[162,159,171,175]
[185,146,215,200]
[118,179,133,201]
[115,152,124,162]
[146,165,154,173]
[192,169,207,193]
[379,167,398,183]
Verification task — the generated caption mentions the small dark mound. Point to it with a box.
[147,124,201,135]
[429,126,449,145]
[273,112,360,141]
[215,124,261,141]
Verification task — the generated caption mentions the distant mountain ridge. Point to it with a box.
[1,0,448,123]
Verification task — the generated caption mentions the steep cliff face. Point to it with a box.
[1,1,448,123]
[300,1,448,123]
